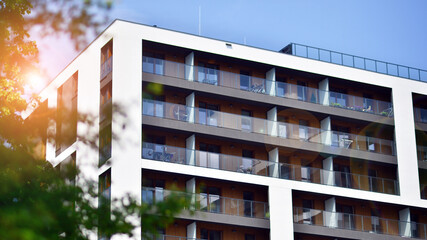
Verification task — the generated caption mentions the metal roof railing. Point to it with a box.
[281,43,427,83]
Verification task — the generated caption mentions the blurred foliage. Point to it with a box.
[0,1,191,239]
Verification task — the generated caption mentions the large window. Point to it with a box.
[297,81,307,101]
[298,120,309,141]
[56,73,78,156]
[100,82,112,123]
[201,229,221,240]
[198,62,219,85]
[200,186,221,213]
[240,70,251,91]
[337,204,355,230]
[142,52,164,75]
[199,143,220,169]
[243,191,254,217]
[99,124,112,166]
[142,179,165,204]
[241,109,252,132]
[330,88,347,107]
[100,40,113,79]
[99,169,111,240]
[198,102,219,126]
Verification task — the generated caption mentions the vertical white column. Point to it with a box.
[267,107,277,137]
[111,25,143,240]
[186,134,195,165]
[393,88,420,203]
[319,78,329,106]
[187,222,197,239]
[269,148,279,178]
[399,208,411,237]
[269,186,293,240]
[186,177,196,210]
[185,52,195,81]
[266,68,276,96]
[322,157,334,186]
[324,197,337,228]
[320,116,332,146]
[186,92,195,123]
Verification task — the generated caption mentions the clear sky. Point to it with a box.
[36,0,427,87]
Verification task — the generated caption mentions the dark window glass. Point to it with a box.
[297,81,307,101]
[240,70,251,90]
[200,187,221,213]
[201,229,221,240]
[99,124,112,166]
[56,73,78,156]
[245,234,255,240]
[198,62,219,85]
[243,191,254,217]
[142,52,165,75]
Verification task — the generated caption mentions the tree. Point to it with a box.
[0,1,191,239]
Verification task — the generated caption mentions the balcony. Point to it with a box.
[142,187,269,219]
[142,56,393,117]
[294,207,427,239]
[142,142,399,195]
[142,99,396,156]
[281,43,427,83]
[418,146,427,162]
[101,56,112,79]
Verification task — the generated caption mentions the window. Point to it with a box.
[199,102,219,126]
[337,204,354,229]
[366,131,376,151]
[100,82,112,122]
[330,88,347,107]
[240,150,254,174]
[142,135,166,160]
[412,214,419,238]
[143,99,164,118]
[241,109,252,132]
[198,62,219,85]
[199,143,220,169]
[142,179,165,204]
[56,73,78,156]
[99,124,112,166]
[245,234,255,240]
[279,156,291,179]
[201,229,221,240]
[276,77,287,97]
[368,169,378,192]
[297,81,307,101]
[371,209,382,233]
[240,70,251,91]
[302,200,313,224]
[363,93,374,111]
[142,52,164,75]
[301,162,312,182]
[331,126,351,148]
[200,186,221,213]
[101,40,113,79]
[299,120,309,141]
[243,191,254,217]
[334,164,352,188]
[99,169,111,240]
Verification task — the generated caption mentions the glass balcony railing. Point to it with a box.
[142,99,396,155]
[282,43,427,83]
[142,56,393,117]
[142,142,399,195]
[101,56,112,79]
[142,187,269,219]
[293,207,427,239]
[415,107,427,124]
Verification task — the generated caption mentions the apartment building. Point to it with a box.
[34,20,427,240]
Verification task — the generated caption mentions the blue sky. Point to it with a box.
[37,0,427,82]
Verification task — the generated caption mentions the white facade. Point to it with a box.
[38,20,427,240]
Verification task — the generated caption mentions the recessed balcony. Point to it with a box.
[293,207,427,239]
[142,142,399,195]
[142,56,393,117]
[142,99,396,156]
[142,187,269,219]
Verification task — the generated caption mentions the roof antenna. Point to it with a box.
[244,36,247,45]
[198,6,202,36]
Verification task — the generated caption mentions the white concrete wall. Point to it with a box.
[269,186,293,240]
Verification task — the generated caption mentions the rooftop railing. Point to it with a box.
[142,99,396,155]
[414,107,427,124]
[142,56,393,117]
[281,43,427,83]
[142,142,399,195]
[293,207,427,239]
[142,187,269,219]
